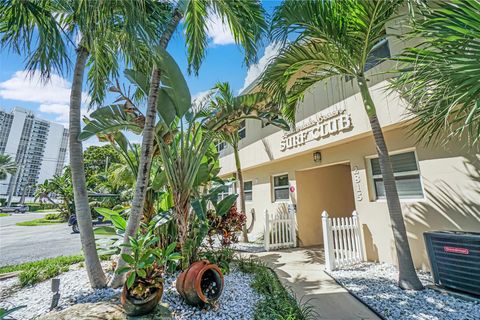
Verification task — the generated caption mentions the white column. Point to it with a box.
[322,210,335,272]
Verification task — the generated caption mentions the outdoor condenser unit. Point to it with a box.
[424,231,480,297]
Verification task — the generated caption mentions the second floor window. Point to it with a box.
[216,141,226,152]
[238,120,246,140]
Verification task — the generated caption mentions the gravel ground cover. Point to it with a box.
[0,263,260,320]
[330,263,480,320]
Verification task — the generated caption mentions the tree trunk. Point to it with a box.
[233,142,249,242]
[70,46,107,288]
[357,75,423,290]
[110,9,182,288]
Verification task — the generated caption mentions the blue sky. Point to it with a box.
[0,1,281,148]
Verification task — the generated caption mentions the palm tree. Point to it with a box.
[261,0,423,290]
[34,180,57,206]
[0,0,170,288]
[114,0,268,287]
[392,0,480,145]
[0,155,16,180]
[208,82,290,242]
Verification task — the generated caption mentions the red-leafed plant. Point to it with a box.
[207,205,246,248]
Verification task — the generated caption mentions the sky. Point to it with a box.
[0,1,282,147]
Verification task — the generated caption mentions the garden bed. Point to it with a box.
[329,263,480,320]
[0,258,303,320]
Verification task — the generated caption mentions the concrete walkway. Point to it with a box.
[247,247,380,320]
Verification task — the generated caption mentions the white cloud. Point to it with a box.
[239,42,282,93]
[206,13,235,45]
[191,89,216,110]
[0,70,91,127]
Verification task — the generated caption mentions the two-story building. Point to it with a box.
[218,29,480,271]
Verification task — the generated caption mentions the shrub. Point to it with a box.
[238,258,316,320]
[207,205,246,247]
[44,213,60,220]
[0,255,85,287]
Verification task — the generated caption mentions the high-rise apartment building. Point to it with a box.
[0,107,68,201]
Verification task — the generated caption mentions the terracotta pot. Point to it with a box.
[176,260,224,306]
[120,283,163,316]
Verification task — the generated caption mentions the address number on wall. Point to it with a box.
[353,166,363,201]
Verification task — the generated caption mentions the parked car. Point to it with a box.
[0,205,28,213]
[68,214,112,233]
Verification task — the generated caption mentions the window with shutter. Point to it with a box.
[370,151,424,200]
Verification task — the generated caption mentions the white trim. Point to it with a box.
[366,148,426,202]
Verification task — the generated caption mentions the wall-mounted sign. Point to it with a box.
[289,186,295,193]
[280,109,353,151]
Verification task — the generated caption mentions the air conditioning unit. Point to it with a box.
[424,231,480,297]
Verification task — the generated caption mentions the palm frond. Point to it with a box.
[184,0,267,75]
[392,0,480,144]
[0,0,70,78]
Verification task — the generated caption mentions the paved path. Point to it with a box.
[248,247,380,320]
[0,213,81,267]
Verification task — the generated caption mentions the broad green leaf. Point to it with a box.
[165,242,177,256]
[215,194,238,216]
[127,272,136,289]
[94,226,116,235]
[155,45,191,124]
[137,269,147,278]
[124,69,150,95]
[157,88,177,126]
[79,105,143,141]
[121,254,135,265]
[110,215,127,231]
[116,266,131,275]
[191,199,206,220]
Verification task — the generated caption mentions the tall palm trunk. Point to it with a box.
[110,9,182,288]
[357,76,423,290]
[70,46,107,288]
[233,142,249,242]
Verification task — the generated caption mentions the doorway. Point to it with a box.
[296,162,356,246]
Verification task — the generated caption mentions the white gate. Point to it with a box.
[264,209,297,251]
[322,210,364,271]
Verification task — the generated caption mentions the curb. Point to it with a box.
[324,270,387,320]
[0,271,19,281]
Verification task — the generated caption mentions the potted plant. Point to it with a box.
[117,232,181,316]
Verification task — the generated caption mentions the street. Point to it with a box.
[0,213,82,267]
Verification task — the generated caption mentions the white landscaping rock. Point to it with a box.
[330,263,480,320]
[0,264,260,320]
[162,268,261,320]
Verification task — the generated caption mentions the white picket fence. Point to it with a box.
[264,209,297,251]
[322,210,364,271]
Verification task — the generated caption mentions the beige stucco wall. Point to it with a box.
[223,124,480,271]
[296,164,355,247]
[218,12,479,271]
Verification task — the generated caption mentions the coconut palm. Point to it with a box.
[115,0,267,286]
[0,0,171,288]
[0,155,16,180]
[392,0,480,145]
[261,0,423,290]
[207,82,289,242]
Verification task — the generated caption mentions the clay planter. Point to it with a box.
[176,260,224,306]
[120,283,163,316]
